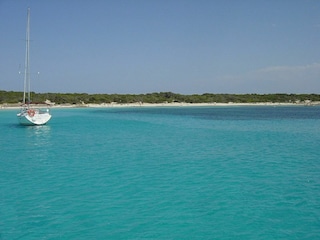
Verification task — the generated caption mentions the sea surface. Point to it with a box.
[0,106,320,239]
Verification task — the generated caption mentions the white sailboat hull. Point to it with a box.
[17,109,51,126]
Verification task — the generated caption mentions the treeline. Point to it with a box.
[1,90,320,104]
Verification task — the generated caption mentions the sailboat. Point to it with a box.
[17,8,51,126]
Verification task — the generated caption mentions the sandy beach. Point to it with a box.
[1,101,319,110]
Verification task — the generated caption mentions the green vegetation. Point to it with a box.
[1,90,320,105]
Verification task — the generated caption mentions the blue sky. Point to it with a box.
[1,0,320,94]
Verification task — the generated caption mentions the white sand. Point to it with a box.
[2,101,319,110]
[0,101,320,110]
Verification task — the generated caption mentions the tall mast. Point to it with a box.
[23,8,30,105]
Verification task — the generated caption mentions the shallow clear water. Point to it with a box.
[1,106,320,239]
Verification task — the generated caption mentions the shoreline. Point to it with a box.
[1,101,319,110]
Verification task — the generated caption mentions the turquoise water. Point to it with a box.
[1,106,320,239]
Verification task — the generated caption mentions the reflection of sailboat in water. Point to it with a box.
[17,8,51,126]
[26,125,52,159]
